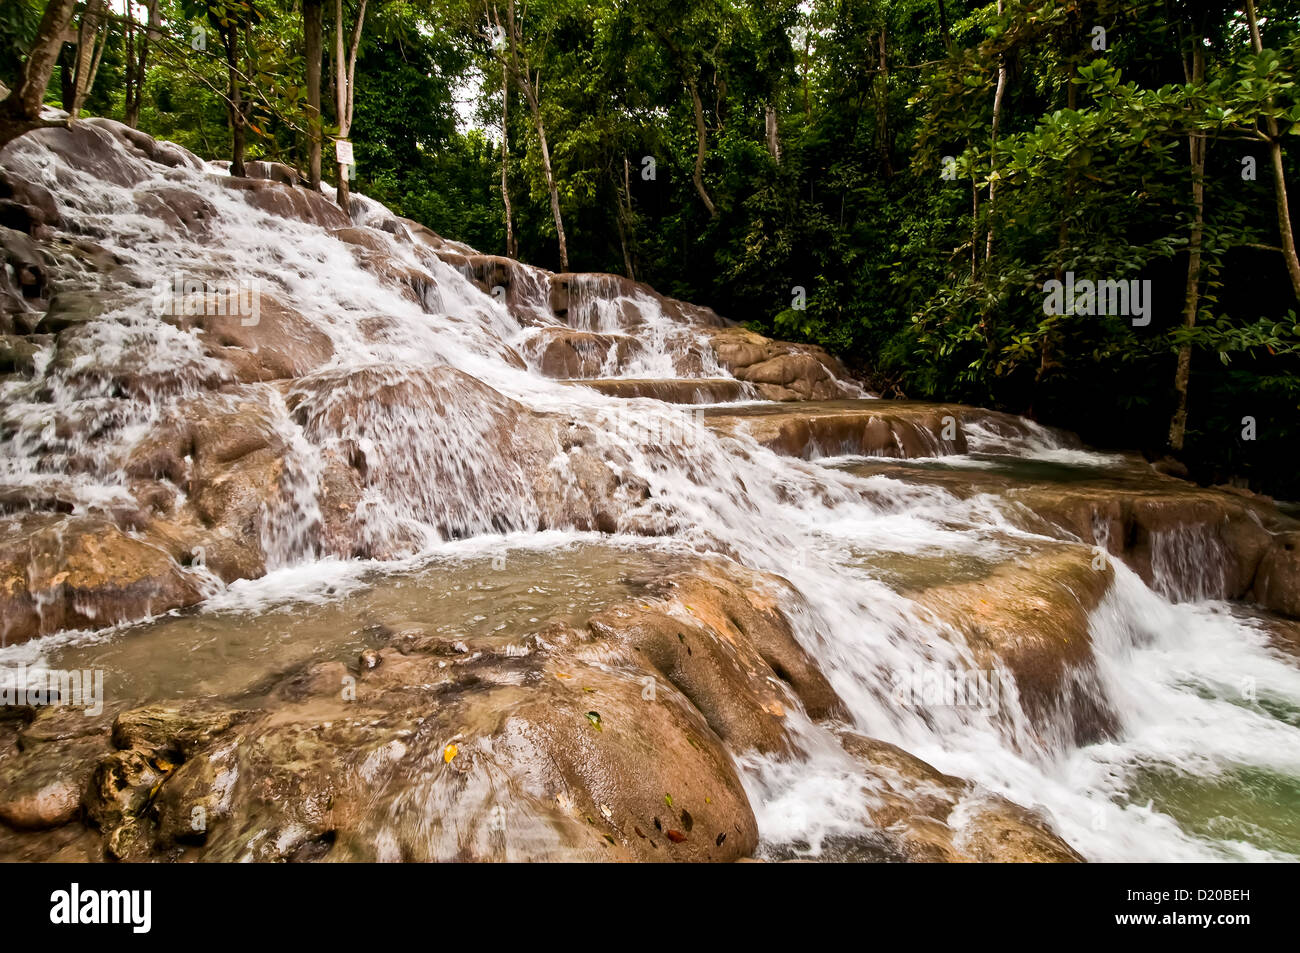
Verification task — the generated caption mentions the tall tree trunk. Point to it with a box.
[122,3,136,123]
[69,0,108,118]
[874,29,893,175]
[505,0,567,270]
[305,0,323,190]
[687,76,717,217]
[801,28,811,117]
[617,155,636,280]
[500,58,516,257]
[216,20,247,177]
[528,96,567,271]
[125,0,158,128]
[765,103,781,162]
[3,0,79,121]
[985,0,1009,263]
[970,139,979,281]
[334,0,367,214]
[1245,0,1300,298]
[1039,60,1079,388]
[1169,43,1208,452]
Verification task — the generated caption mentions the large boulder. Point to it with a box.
[704,400,977,459]
[910,544,1117,748]
[707,326,858,401]
[0,514,202,646]
[839,734,1084,862]
[519,326,645,378]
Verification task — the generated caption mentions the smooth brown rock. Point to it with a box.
[571,378,753,403]
[912,544,1117,748]
[523,326,645,379]
[0,515,202,647]
[704,400,973,459]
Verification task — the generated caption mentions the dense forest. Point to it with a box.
[2,0,1298,494]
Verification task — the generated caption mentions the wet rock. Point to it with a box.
[132,185,217,239]
[284,364,654,552]
[170,294,335,382]
[0,224,49,306]
[707,326,858,401]
[839,734,1084,862]
[219,175,349,230]
[1252,531,1300,618]
[912,544,1117,748]
[111,705,245,759]
[0,166,60,231]
[0,333,43,374]
[244,160,303,187]
[0,514,203,647]
[36,289,107,332]
[953,797,1086,863]
[704,400,973,459]
[0,733,108,831]
[571,378,754,403]
[522,326,645,379]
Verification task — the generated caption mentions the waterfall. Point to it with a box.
[2,119,1298,861]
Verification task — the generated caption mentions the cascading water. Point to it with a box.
[2,119,1298,861]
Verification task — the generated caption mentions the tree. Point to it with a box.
[333,0,366,213]
[1,0,78,123]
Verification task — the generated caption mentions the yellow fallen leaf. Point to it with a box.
[444,744,458,763]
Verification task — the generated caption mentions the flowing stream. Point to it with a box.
[2,121,1298,861]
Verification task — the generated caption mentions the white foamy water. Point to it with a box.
[2,119,1297,861]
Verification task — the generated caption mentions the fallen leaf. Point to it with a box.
[665,830,687,843]
[585,711,603,731]
[443,743,458,763]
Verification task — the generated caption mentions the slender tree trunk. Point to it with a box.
[529,95,567,271]
[69,0,107,117]
[985,0,1008,263]
[687,76,717,217]
[216,21,247,177]
[123,4,136,122]
[970,138,979,281]
[335,0,350,211]
[801,29,811,117]
[874,29,893,175]
[1169,43,1208,452]
[1245,0,1300,298]
[617,155,636,280]
[3,0,79,121]
[333,0,367,213]
[505,0,567,270]
[305,0,323,189]
[1040,63,1079,386]
[123,1,157,128]
[500,60,516,258]
[765,103,781,161]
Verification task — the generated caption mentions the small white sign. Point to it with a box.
[334,139,354,164]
